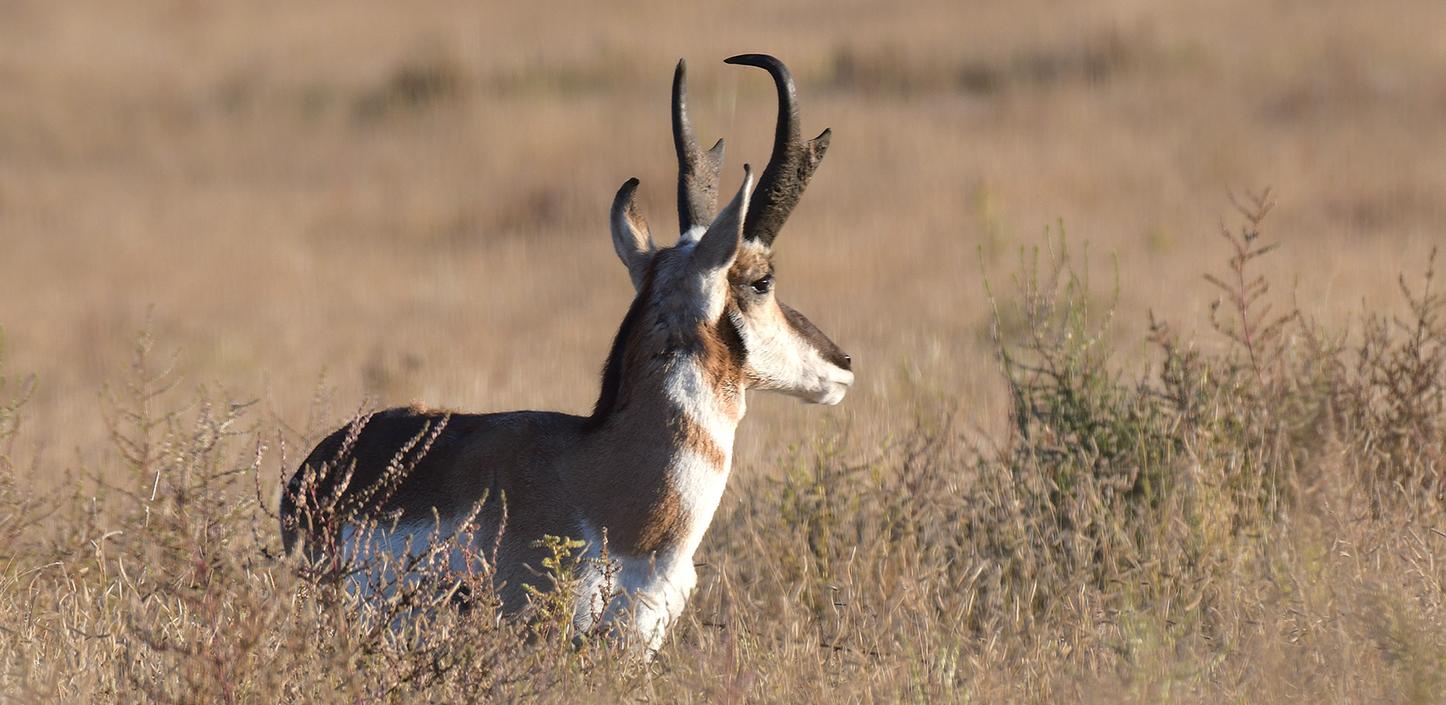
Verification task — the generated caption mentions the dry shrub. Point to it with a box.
[1,202,1444,703]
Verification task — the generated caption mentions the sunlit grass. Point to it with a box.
[2,213,1442,702]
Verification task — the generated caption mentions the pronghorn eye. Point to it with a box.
[751,274,774,294]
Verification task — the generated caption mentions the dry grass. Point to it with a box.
[1,0,1445,702]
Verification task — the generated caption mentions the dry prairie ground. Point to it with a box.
[1,1,1445,702]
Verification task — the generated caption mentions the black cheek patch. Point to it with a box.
[720,309,748,365]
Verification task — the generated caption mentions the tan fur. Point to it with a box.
[675,395,730,469]
[728,246,772,286]
[282,200,848,624]
[279,56,850,656]
[571,302,737,551]
[697,320,746,425]
[631,482,686,554]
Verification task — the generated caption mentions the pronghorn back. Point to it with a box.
[281,406,590,607]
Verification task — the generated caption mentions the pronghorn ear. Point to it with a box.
[610,178,655,291]
[691,165,753,275]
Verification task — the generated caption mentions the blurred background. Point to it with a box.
[2,0,1444,471]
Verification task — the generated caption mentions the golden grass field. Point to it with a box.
[1,1,1444,702]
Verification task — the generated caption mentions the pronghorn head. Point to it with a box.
[606,55,853,409]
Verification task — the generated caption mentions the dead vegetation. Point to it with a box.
[1,207,1443,702]
[2,1,1446,702]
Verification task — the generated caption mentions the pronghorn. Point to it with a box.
[279,54,852,655]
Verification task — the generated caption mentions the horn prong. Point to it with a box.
[724,54,830,246]
[673,59,725,233]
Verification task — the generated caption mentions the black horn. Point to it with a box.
[724,53,830,246]
[673,59,726,233]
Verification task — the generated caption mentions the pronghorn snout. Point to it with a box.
[779,302,854,405]
[781,303,850,367]
[812,362,854,406]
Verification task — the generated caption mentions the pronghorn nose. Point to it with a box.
[779,302,852,372]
